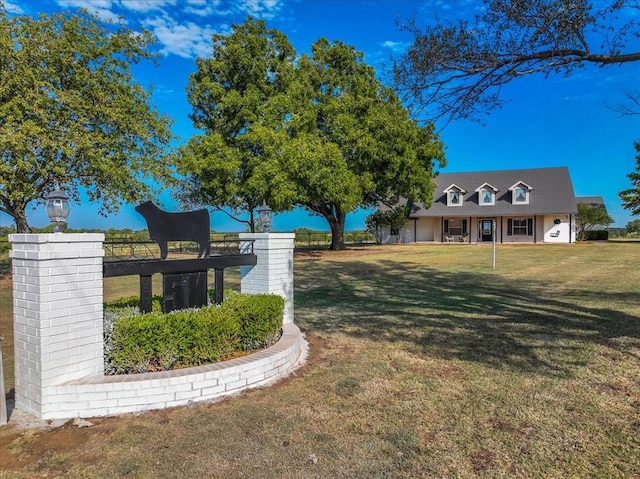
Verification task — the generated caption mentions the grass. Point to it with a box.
[1,242,639,478]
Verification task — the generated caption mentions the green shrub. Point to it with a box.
[0,241,11,254]
[225,293,285,350]
[105,293,284,374]
[584,230,609,241]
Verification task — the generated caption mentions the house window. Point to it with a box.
[513,219,528,235]
[513,187,529,204]
[475,183,498,206]
[444,219,468,235]
[480,189,494,205]
[509,181,532,205]
[444,184,467,207]
[507,218,534,236]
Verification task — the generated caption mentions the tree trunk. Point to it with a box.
[305,202,347,250]
[249,210,255,233]
[11,207,31,233]
[328,212,346,250]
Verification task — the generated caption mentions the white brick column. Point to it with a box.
[240,233,295,324]
[9,233,105,418]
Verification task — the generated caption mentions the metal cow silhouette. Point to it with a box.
[135,201,211,260]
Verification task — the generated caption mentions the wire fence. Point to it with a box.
[294,231,376,247]
[103,238,253,261]
[0,231,376,262]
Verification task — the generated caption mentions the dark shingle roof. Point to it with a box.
[577,196,605,208]
[409,167,578,217]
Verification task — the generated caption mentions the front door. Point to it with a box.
[480,220,493,242]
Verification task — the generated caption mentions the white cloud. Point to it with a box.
[184,0,231,17]
[563,93,599,102]
[381,40,409,53]
[150,85,176,98]
[50,0,286,59]
[55,0,120,21]
[235,0,284,20]
[57,0,113,7]
[143,15,217,58]
[120,0,177,13]
[435,1,451,10]
[0,0,25,14]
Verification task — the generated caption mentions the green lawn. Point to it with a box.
[1,242,639,478]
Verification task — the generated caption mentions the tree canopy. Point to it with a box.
[626,219,640,234]
[576,201,614,241]
[179,18,445,249]
[176,17,296,232]
[393,0,640,124]
[274,38,445,249]
[0,9,174,232]
[619,141,640,216]
[365,205,410,244]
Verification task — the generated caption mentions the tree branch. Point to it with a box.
[394,0,640,124]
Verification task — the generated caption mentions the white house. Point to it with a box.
[382,167,596,244]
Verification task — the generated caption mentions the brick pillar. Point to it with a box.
[9,233,105,418]
[239,233,295,324]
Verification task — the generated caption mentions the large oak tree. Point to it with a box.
[393,0,640,124]
[181,18,445,249]
[0,9,174,232]
[269,38,445,249]
[177,17,296,232]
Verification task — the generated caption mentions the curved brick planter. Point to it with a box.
[10,233,299,421]
[40,323,307,420]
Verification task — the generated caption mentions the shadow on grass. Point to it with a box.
[295,259,640,377]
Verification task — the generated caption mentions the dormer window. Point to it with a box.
[509,181,533,205]
[443,184,467,207]
[475,183,498,206]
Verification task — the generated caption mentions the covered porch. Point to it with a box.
[398,215,572,244]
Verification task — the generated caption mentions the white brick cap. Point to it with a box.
[10,233,105,243]
[239,233,295,240]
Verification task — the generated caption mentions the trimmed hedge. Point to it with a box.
[105,293,284,374]
[225,291,285,350]
[585,230,609,241]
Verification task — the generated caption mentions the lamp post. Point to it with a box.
[258,201,272,233]
[492,219,497,269]
[45,189,70,233]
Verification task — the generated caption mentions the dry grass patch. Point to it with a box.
[0,242,639,478]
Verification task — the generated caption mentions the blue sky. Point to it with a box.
[2,0,639,232]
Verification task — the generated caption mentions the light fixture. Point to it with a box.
[258,201,272,233]
[45,189,70,233]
